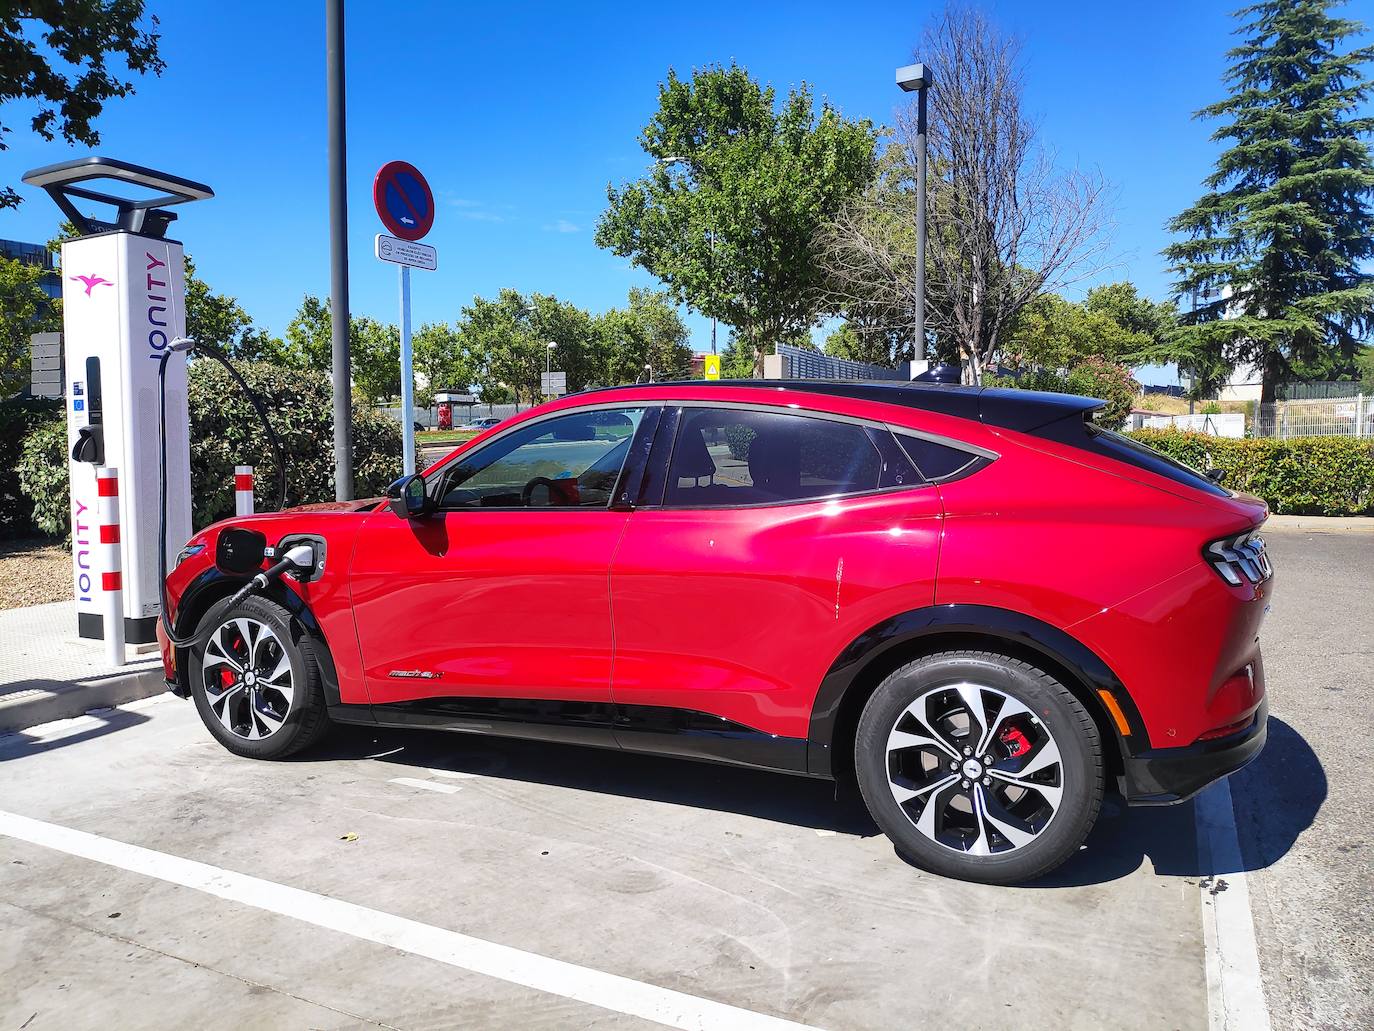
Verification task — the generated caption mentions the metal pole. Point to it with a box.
[913,83,928,376]
[399,265,415,475]
[709,228,717,356]
[326,0,353,500]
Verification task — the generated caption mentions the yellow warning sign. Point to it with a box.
[703,354,721,380]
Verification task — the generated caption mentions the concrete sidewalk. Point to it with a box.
[0,602,164,734]
[1264,513,1373,532]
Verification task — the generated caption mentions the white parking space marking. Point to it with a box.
[0,809,820,1031]
[417,767,479,779]
[388,776,463,794]
[1195,780,1271,1031]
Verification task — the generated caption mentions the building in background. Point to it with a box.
[1,238,61,302]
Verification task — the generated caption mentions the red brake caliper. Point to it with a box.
[999,723,1032,759]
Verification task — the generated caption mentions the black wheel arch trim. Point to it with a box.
[171,566,343,710]
[805,603,1147,778]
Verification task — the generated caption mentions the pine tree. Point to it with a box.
[1165,0,1374,402]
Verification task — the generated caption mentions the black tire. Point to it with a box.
[189,595,330,759]
[854,650,1103,884]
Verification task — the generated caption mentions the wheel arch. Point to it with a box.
[807,604,1143,786]
[172,572,342,708]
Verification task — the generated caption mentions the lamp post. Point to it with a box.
[660,155,717,356]
[545,341,557,399]
[896,62,933,377]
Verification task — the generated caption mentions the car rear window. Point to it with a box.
[1036,416,1231,497]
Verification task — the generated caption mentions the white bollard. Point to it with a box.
[96,466,125,667]
[235,465,255,515]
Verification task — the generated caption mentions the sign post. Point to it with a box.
[373,160,436,476]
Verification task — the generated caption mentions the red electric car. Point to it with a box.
[160,381,1272,883]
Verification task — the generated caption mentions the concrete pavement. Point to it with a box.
[0,532,1366,1028]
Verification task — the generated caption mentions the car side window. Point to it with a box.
[664,407,882,507]
[893,431,982,482]
[433,408,646,510]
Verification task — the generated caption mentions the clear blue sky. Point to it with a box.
[2,0,1357,379]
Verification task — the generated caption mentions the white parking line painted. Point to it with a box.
[0,809,819,1031]
[417,767,479,780]
[1195,780,1271,1031]
[389,777,462,794]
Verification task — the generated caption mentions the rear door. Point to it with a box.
[608,403,944,767]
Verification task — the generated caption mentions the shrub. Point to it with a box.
[188,360,401,527]
[1127,429,1374,516]
[16,360,403,537]
[16,416,69,538]
[987,358,1140,430]
[0,395,61,536]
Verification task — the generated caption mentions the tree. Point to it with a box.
[596,63,878,375]
[412,322,474,405]
[457,290,601,404]
[0,254,60,394]
[1003,284,1175,371]
[1,2,165,209]
[183,255,296,364]
[284,295,400,402]
[884,5,1112,383]
[1165,0,1374,402]
[594,288,692,385]
[823,322,903,367]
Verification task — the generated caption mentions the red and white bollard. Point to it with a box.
[96,466,125,667]
[235,465,255,516]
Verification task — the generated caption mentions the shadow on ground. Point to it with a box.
[0,703,151,762]
[294,714,1324,885]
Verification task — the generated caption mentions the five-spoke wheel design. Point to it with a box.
[200,616,295,741]
[885,681,1064,856]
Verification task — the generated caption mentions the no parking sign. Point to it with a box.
[373,160,434,241]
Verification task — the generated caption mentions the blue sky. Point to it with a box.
[2,1,1354,382]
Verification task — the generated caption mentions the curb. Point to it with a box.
[1263,515,1374,533]
[0,666,166,735]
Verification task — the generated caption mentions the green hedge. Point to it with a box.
[17,360,403,538]
[1,396,61,536]
[1127,429,1374,516]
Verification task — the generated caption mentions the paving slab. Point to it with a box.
[0,601,163,733]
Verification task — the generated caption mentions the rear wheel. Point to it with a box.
[189,595,330,759]
[854,650,1103,884]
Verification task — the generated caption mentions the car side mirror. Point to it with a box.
[389,473,432,519]
[215,526,267,576]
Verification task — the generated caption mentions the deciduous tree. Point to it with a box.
[1,1,164,209]
[596,64,877,375]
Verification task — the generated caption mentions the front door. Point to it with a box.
[349,405,652,711]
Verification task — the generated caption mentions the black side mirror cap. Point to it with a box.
[215,526,267,576]
[388,473,432,519]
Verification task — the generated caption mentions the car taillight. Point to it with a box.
[1204,530,1272,586]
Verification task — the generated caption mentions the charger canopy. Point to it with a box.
[22,156,213,238]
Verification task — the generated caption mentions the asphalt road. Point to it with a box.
[0,528,1367,1029]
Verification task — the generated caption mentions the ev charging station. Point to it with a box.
[22,158,213,646]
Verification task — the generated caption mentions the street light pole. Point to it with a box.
[326,0,352,499]
[545,341,557,399]
[897,63,933,378]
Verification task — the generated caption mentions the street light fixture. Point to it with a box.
[896,62,933,377]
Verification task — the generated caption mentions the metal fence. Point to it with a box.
[1282,381,1368,400]
[770,343,905,381]
[1253,395,1372,438]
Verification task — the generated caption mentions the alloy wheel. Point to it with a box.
[885,681,1064,856]
[200,617,295,740]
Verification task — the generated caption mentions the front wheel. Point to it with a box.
[854,651,1103,884]
[189,595,330,759]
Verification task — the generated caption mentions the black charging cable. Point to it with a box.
[157,338,290,648]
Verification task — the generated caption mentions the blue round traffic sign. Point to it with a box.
[373,160,434,241]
